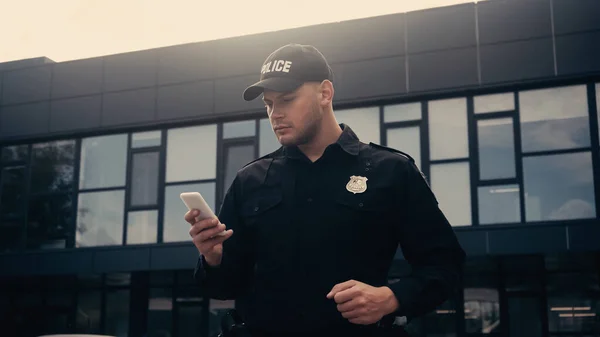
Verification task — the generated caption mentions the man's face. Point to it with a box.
[262,83,323,147]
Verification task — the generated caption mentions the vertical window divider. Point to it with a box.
[586,83,600,220]
[467,96,479,226]
[21,144,33,251]
[122,134,132,246]
[157,129,167,244]
[513,92,526,224]
[69,139,82,249]
[421,101,430,183]
[215,123,224,214]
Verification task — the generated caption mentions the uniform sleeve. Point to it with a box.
[193,175,255,300]
[387,159,466,321]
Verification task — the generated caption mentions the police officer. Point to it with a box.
[187,44,466,337]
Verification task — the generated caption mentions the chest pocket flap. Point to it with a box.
[241,190,283,218]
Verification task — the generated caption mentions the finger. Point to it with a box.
[189,218,219,237]
[197,223,228,242]
[194,229,233,252]
[184,210,199,225]
[337,297,362,313]
[334,287,361,304]
[326,280,357,299]
[341,308,363,320]
[349,316,372,325]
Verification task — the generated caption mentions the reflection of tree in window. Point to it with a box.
[30,141,75,193]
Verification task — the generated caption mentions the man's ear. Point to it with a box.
[319,80,334,105]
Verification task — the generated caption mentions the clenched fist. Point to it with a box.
[326,279,399,325]
[185,209,233,267]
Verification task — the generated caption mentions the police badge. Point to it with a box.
[346,175,368,194]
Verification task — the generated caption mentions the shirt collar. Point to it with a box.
[283,123,360,159]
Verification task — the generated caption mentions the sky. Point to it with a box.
[0,0,478,64]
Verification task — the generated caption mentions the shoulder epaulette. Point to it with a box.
[241,146,283,169]
[369,142,415,163]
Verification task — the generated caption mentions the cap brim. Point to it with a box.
[243,77,304,101]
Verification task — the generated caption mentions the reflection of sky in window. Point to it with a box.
[519,85,590,153]
[429,97,468,160]
[477,118,516,180]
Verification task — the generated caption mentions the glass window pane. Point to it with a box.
[386,127,421,169]
[523,152,595,222]
[478,185,521,225]
[431,162,472,226]
[76,190,125,247]
[177,304,203,337]
[223,120,256,139]
[1,166,26,219]
[148,288,173,337]
[75,291,101,334]
[509,297,542,337]
[79,134,127,190]
[130,151,159,207]
[166,124,217,182]
[132,130,161,148]
[519,85,590,152]
[31,140,75,193]
[429,98,468,160]
[209,300,235,337]
[596,83,600,145]
[224,143,255,194]
[464,288,501,333]
[335,107,381,144]
[259,118,280,157]
[1,145,28,162]
[477,118,516,180]
[474,92,515,114]
[106,289,130,337]
[384,102,421,123]
[27,193,73,249]
[126,210,158,244]
[163,182,215,243]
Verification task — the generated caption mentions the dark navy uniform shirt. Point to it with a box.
[194,124,465,336]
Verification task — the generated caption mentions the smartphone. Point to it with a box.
[180,192,226,236]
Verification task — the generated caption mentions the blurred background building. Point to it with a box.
[0,0,598,336]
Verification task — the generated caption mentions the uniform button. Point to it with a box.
[359,203,364,207]
[365,167,370,171]
[366,161,371,166]
[254,206,259,212]
[307,197,313,202]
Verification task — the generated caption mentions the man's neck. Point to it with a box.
[298,120,343,162]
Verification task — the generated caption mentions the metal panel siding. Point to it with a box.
[37,251,94,275]
[407,3,476,54]
[0,101,50,138]
[477,0,552,44]
[2,65,52,105]
[51,58,103,99]
[455,230,488,256]
[93,248,150,273]
[157,42,217,84]
[156,81,214,120]
[101,88,156,126]
[214,75,264,114]
[408,47,478,92]
[50,95,102,132]
[555,31,600,75]
[553,0,600,35]
[480,38,555,84]
[103,50,158,91]
[334,57,406,101]
[488,226,567,255]
[150,245,198,270]
[568,223,600,251]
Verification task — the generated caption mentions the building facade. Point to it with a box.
[0,0,599,336]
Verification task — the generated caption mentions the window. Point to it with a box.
[163,182,215,243]
[597,83,600,144]
[259,118,280,157]
[166,124,217,182]
[508,297,543,337]
[223,120,256,139]
[519,85,590,153]
[431,162,472,226]
[478,185,521,225]
[130,151,160,207]
[27,193,73,249]
[429,98,469,160]
[76,190,125,247]
[383,102,421,123]
[386,127,422,168]
[79,134,128,190]
[131,130,161,148]
[523,152,595,221]
[477,118,516,180]
[126,210,158,244]
[223,142,256,194]
[147,288,173,337]
[75,291,101,334]
[30,141,75,193]
[1,145,28,162]
[335,107,381,144]
[0,165,26,251]
[474,92,515,114]
[105,289,130,337]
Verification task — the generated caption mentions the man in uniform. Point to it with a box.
[187,44,466,337]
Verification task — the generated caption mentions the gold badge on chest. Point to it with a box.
[346,175,368,194]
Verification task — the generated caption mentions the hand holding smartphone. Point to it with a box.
[180,192,227,237]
